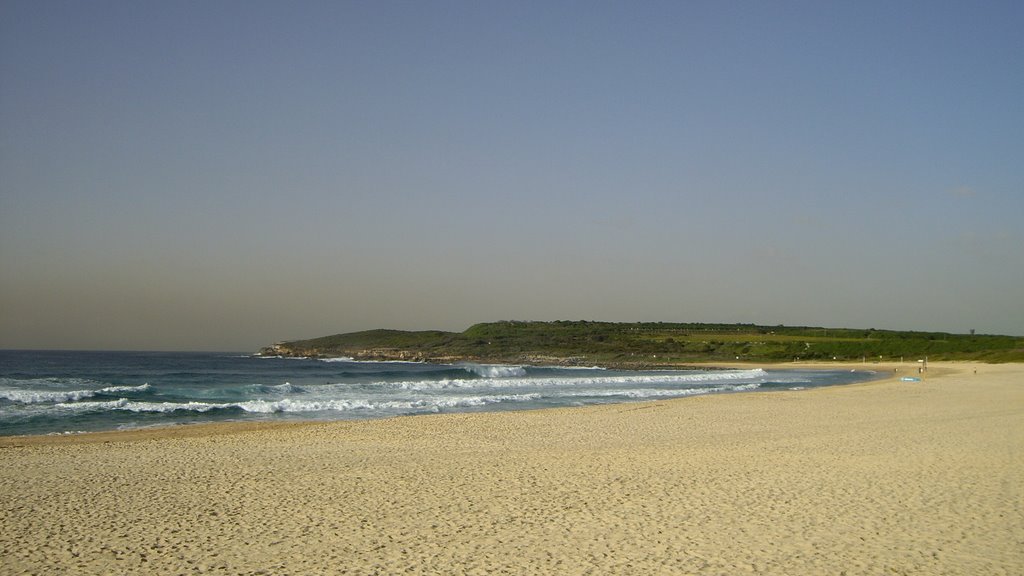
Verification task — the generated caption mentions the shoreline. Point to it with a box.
[1,361,895,445]
[2,362,1020,574]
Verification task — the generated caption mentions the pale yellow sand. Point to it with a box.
[2,363,1022,575]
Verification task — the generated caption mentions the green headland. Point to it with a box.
[260,321,1024,367]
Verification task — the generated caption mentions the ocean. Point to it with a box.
[0,350,882,436]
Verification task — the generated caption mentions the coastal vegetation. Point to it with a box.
[261,321,1024,366]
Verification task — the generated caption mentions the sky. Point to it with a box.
[1,1,1022,351]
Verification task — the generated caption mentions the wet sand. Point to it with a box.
[2,362,1021,575]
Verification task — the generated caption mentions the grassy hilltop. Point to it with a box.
[261,321,1024,366]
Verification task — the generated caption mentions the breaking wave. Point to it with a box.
[53,394,543,415]
[459,364,527,378]
[387,368,766,391]
[2,350,884,436]
[0,383,151,404]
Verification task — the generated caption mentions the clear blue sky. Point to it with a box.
[2,1,1022,351]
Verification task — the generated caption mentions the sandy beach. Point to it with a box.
[1,362,1021,575]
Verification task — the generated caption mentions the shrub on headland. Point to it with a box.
[261,322,1024,365]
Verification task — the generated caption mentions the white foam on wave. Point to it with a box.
[318,357,356,363]
[386,369,767,391]
[236,394,540,413]
[102,383,152,394]
[55,398,214,413]
[50,379,762,416]
[2,389,97,403]
[563,382,762,399]
[1,383,151,404]
[53,393,543,415]
[460,364,527,378]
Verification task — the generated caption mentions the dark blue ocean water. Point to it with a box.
[0,351,882,436]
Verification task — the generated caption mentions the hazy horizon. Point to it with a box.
[2,1,1022,352]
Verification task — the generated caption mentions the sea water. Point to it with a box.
[0,350,882,436]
